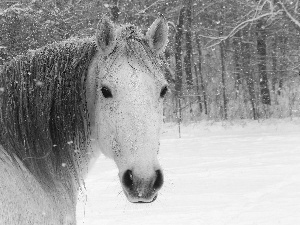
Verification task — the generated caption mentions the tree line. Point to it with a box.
[1,0,300,121]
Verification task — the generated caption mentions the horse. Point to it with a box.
[0,15,169,224]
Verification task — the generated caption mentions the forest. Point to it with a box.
[1,0,300,122]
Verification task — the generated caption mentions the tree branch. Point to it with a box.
[205,10,282,48]
[279,1,300,28]
[135,0,165,15]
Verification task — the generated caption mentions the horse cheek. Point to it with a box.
[96,105,116,158]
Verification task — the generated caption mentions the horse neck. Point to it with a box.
[0,144,77,224]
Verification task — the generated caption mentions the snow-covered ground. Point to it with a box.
[77,119,300,225]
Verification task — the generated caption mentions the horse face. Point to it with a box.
[97,59,166,203]
[89,16,168,203]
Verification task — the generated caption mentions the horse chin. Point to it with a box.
[123,189,158,203]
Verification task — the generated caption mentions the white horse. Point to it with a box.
[0,16,168,224]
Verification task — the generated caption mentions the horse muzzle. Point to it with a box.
[120,169,164,203]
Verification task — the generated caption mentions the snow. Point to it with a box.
[77,119,300,225]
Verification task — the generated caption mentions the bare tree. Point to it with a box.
[241,28,257,120]
[174,6,185,97]
[233,31,242,97]
[271,35,278,94]
[196,37,208,115]
[256,18,271,105]
[277,34,288,95]
[194,64,203,113]
[219,27,228,120]
[184,0,193,87]
[174,5,185,135]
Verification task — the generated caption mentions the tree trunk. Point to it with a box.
[174,6,185,97]
[185,0,193,87]
[196,37,208,115]
[177,98,182,138]
[271,35,278,104]
[256,19,271,105]
[164,50,174,84]
[241,29,257,120]
[174,6,185,129]
[220,42,227,120]
[271,35,278,93]
[232,30,242,97]
[194,64,203,113]
[219,29,228,120]
[278,35,288,95]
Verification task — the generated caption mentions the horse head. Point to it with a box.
[87,16,168,203]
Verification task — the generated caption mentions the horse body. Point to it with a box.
[0,145,75,224]
[0,16,168,224]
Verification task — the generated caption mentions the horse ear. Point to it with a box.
[96,16,116,56]
[146,15,168,54]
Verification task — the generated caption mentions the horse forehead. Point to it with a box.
[106,58,165,86]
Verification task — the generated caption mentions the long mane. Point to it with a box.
[0,39,97,194]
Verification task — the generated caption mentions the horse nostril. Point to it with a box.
[122,170,133,189]
[153,169,164,191]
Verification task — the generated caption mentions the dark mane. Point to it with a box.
[0,38,97,194]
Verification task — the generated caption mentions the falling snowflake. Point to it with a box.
[62,163,67,167]
[67,141,73,145]
[36,81,44,86]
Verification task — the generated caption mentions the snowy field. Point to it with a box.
[77,119,300,225]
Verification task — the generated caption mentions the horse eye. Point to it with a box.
[160,86,168,98]
[101,86,113,98]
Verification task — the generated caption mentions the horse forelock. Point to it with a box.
[0,38,97,196]
[101,24,166,80]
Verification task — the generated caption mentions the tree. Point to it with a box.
[256,18,271,105]
[184,0,193,87]
[196,37,208,115]
[174,6,185,98]
[232,31,242,97]
[219,28,228,120]
[241,28,257,120]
